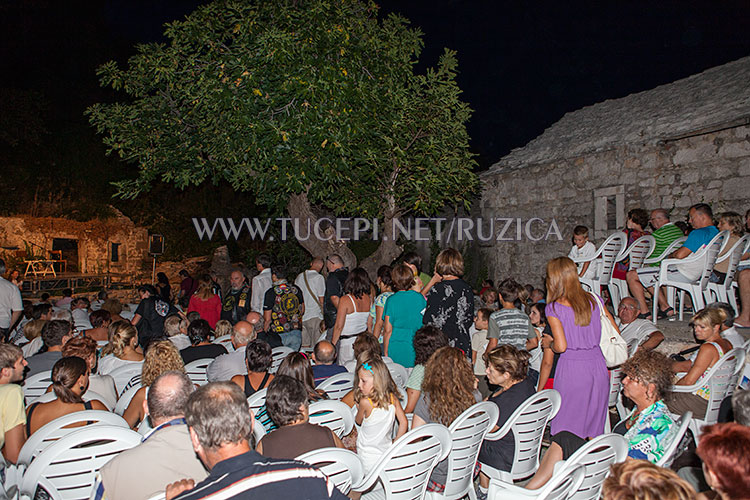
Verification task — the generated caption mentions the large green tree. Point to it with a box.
[87,0,477,271]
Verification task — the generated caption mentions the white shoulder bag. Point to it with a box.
[590,293,628,367]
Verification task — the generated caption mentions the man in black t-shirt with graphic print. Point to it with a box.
[132,284,177,349]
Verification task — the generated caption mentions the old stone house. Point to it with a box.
[0,210,149,276]
[478,55,750,284]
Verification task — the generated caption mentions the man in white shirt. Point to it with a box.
[206,316,261,382]
[616,297,664,351]
[294,257,326,349]
[0,259,23,342]
[70,297,92,330]
[250,253,273,314]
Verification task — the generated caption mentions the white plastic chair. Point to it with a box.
[270,346,294,373]
[612,235,655,307]
[17,411,128,468]
[604,368,625,433]
[575,232,626,309]
[708,234,750,311]
[656,411,692,468]
[652,231,727,323]
[479,389,561,483]
[488,463,585,500]
[671,347,744,441]
[297,447,365,495]
[354,423,452,500]
[247,388,268,417]
[386,363,409,391]
[553,433,628,500]
[20,425,141,500]
[22,371,52,404]
[108,363,144,396]
[317,372,354,401]
[114,385,142,416]
[212,334,235,352]
[252,418,266,447]
[27,390,113,412]
[308,400,355,438]
[426,402,499,500]
[184,358,213,386]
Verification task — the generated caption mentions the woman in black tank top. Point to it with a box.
[231,340,275,397]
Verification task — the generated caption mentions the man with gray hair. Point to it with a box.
[0,258,23,342]
[206,315,261,382]
[93,371,206,500]
[164,382,347,500]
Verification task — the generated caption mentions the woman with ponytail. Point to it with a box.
[98,320,144,375]
[25,356,108,435]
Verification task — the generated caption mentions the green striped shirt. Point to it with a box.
[648,223,684,266]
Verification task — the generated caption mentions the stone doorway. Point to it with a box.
[52,238,79,272]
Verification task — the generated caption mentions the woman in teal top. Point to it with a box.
[382,264,426,368]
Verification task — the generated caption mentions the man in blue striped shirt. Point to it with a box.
[165,382,347,500]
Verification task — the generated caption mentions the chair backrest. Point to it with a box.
[694,231,728,289]
[726,348,746,401]
[596,232,627,285]
[656,411,692,468]
[17,410,129,467]
[20,425,142,500]
[212,334,235,352]
[387,362,409,390]
[252,418,266,448]
[716,234,750,291]
[495,464,586,500]
[27,390,113,412]
[247,388,268,417]
[645,236,687,264]
[297,447,365,495]
[317,372,354,401]
[184,358,213,386]
[308,400,355,438]
[443,402,499,498]
[22,371,52,404]
[270,346,294,373]
[556,433,628,500]
[114,384,142,416]
[704,348,744,423]
[502,389,562,481]
[607,368,624,407]
[360,423,451,500]
[108,363,144,396]
[620,235,655,271]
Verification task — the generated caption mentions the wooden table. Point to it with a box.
[24,260,57,278]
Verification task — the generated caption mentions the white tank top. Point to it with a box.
[357,403,395,473]
[340,295,370,337]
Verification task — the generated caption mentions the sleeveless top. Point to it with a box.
[27,400,93,436]
[695,342,725,401]
[259,422,336,459]
[243,372,271,398]
[357,400,396,473]
[340,295,370,340]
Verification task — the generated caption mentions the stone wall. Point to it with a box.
[0,212,149,276]
[477,124,750,287]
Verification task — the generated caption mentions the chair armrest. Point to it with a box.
[484,419,513,441]
[671,383,700,394]
[488,478,538,499]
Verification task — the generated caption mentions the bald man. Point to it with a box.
[311,341,347,386]
[220,270,251,325]
[616,297,664,352]
[206,318,260,382]
[295,258,326,348]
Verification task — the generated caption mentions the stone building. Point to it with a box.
[0,210,149,276]
[479,55,750,284]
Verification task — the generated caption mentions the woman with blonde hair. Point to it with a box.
[20,319,46,358]
[412,346,479,493]
[26,357,108,435]
[122,340,185,428]
[187,275,221,329]
[542,257,611,440]
[668,307,733,419]
[98,320,144,375]
[602,460,696,500]
[422,248,475,357]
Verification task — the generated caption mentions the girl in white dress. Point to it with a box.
[354,356,408,473]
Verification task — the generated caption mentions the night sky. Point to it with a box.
[2,0,750,170]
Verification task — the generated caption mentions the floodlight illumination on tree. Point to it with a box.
[86,0,478,271]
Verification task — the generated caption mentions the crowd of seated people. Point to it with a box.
[0,218,749,500]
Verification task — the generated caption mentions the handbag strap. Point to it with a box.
[589,292,620,332]
[303,271,324,309]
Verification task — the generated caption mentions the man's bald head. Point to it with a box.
[232,321,256,346]
[313,340,337,365]
[310,258,324,272]
[146,371,195,426]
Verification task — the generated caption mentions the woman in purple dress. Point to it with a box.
[541,257,611,440]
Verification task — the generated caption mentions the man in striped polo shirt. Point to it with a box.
[165,382,347,500]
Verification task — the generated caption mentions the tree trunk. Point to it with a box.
[287,192,357,270]
[359,215,403,277]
